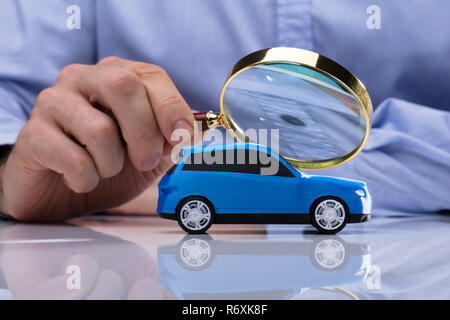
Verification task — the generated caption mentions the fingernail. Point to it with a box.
[171,120,194,144]
[141,152,162,171]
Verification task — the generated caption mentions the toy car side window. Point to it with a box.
[257,152,295,177]
[182,149,294,177]
[182,149,260,174]
[272,157,295,178]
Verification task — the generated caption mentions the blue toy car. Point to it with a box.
[157,143,371,234]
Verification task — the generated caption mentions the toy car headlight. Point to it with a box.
[355,189,365,197]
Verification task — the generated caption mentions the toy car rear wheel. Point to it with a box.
[310,197,348,234]
[177,197,214,234]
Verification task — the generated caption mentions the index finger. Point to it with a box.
[133,62,197,145]
[99,57,197,146]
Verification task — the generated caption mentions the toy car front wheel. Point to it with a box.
[310,197,348,234]
[177,197,214,234]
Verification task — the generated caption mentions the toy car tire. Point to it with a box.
[176,196,215,234]
[310,197,349,234]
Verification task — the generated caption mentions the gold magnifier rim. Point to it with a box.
[216,47,373,170]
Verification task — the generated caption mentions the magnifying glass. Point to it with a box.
[194,47,373,170]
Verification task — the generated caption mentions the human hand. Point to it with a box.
[0,57,196,221]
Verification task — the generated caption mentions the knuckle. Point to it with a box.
[35,87,58,107]
[102,67,140,95]
[126,123,160,144]
[87,116,116,145]
[57,64,85,83]
[71,153,93,177]
[101,153,124,179]
[156,94,184,109]
[137,124,159,142]
[34,87,62,116]
[134,63,166,77]
[97,56,121,66]
[144,63,166,74]
[66,160,99,193]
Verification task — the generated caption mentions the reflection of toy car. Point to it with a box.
[157,235,371,300]
[158,143,371,234]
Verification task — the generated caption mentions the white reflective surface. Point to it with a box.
[0,212,449,299]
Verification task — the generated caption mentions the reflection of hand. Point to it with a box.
[0,223,174,299]
[0,57,197,222]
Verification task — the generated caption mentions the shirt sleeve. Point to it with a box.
[0,82,28,145]
[0,0,96,145]
[313,98,450,214]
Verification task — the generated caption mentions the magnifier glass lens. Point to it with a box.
[223,63,366,162]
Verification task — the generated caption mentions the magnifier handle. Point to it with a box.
[193,112,210,131]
